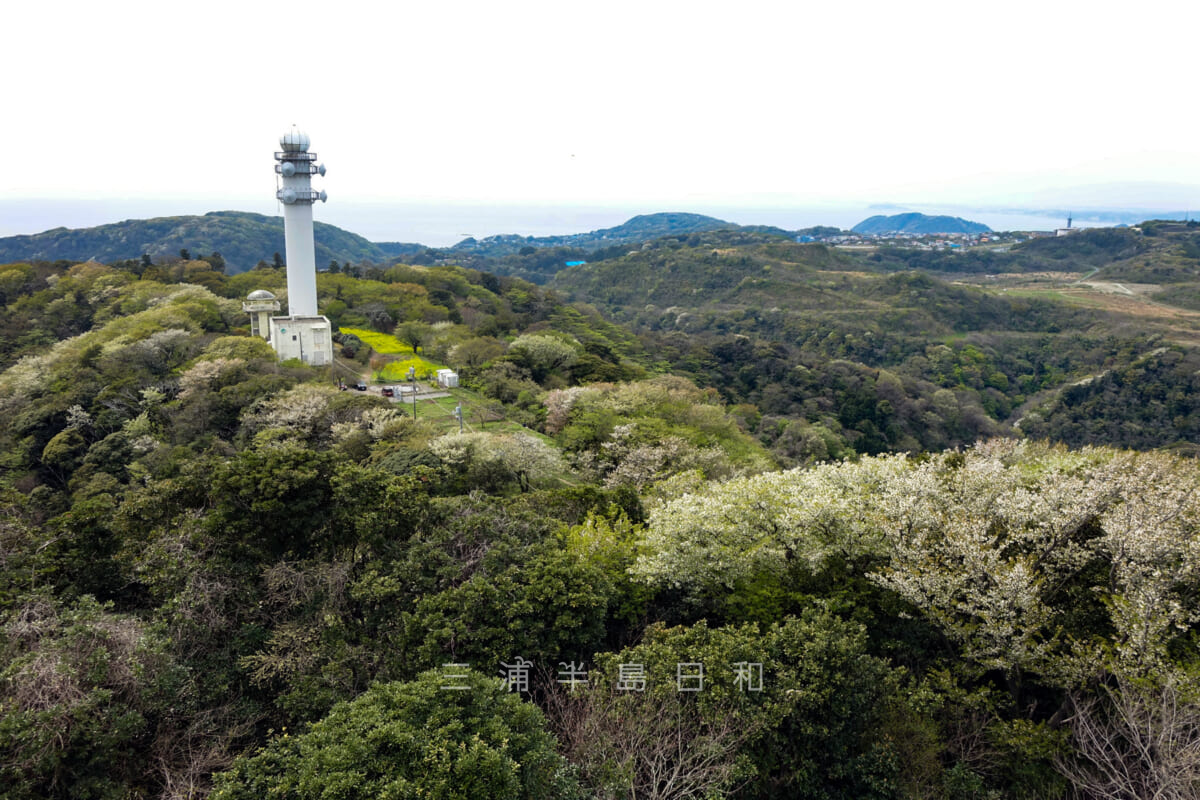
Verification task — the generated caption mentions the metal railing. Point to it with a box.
[276,189,324,203]
[275,163,320,175]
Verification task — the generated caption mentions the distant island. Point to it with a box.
[852,212,991,235]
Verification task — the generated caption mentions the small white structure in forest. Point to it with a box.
[243,289,280,339]
[436,369,459,388]
[247,127,334,366]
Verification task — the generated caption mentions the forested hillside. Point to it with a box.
[409,216,795,283]
[867,225,1160,274]
[0,211,391,273]
[2,224,1200,800]
[550,227,1200,461]
[448,212,736,257]
[851,212,990,234]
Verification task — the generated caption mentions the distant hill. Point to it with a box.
[547,227,1200,455]
[374,241,428,259]
[852,212,990,235]
[449,212,736,258]
[0,210,390,273]
[868,225,1165,276]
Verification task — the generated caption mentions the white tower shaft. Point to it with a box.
[282,198,317,316]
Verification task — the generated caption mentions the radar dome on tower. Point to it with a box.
[279,126,310,153]
[243,289,280,340]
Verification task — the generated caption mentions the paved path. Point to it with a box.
[364,386,453,403]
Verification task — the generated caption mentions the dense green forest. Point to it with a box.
[0,212,754,281]
[2,222,1200,799]
[446,212,741,258]
[548,228,1200,461]
[0,211,393,274]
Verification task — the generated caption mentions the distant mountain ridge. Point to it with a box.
[853,212,990,235]
[0,211,391,273]
[449,212,738,257]
[0,211,754,271]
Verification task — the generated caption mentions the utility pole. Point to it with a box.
[408,366,417,420]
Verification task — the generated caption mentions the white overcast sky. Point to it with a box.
[4,0,1199,225]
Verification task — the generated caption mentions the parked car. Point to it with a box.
[381,386,395,397]
[355,381,368,391]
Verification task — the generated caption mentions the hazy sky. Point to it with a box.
[5,0,1199,232]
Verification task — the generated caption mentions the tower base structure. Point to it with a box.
[269,315,333,366]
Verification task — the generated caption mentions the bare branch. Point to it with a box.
[1056,675,1200,800]
[543,683,758,800]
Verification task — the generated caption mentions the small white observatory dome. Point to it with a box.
[279,127,310,153]
[247,289,277,300]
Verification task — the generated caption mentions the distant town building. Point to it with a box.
[1056,213,1083,237]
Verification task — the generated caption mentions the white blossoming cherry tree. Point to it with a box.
[635,440,1200,683]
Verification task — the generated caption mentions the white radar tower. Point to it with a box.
[275,126,327,316]
[258,126,333,367]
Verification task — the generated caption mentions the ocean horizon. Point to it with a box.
[0,198,1181,249]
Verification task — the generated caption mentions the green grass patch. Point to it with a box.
[1004,289,1111,309]
[378,356,447,382]
[392,386,541,438]
[1002,289,1076,302]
